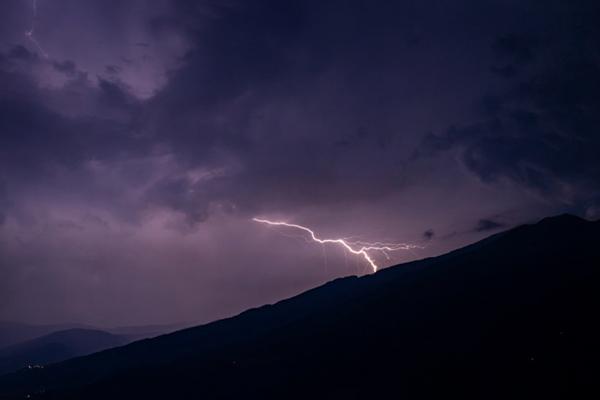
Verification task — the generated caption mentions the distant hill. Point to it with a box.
[0,321,187,352]
[0,329,131,375]
[0,323,94,350]
[0,214,598,399]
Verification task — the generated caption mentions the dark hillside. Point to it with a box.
[0,215,598,399]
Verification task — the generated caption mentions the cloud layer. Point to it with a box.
[1,0,598,326]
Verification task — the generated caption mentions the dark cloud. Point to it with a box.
[490,64,517,78]
[144,176,211,227]
[491,33,538,65]
[140,0,517,221]
[52,60,77,76]
[420,0,600,207]
[0,42,148,159]
[104,65,121,75]
[0,67,143,179]
[7,45,37,62]
[0,0,598,326]
[0,181,7,226]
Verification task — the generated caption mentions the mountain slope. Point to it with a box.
[0,329,131,375]
[0,214,598,399]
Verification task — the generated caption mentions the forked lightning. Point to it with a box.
[253,218,420,272]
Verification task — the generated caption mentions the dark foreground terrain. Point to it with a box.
[0,214,598,399]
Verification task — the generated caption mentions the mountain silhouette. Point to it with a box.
[0,322,188,352]
[0,329,131,376]
[0,323,96,350]
[0,214,598,399]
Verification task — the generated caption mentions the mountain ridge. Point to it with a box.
[0,213,598,399]
[0,329,132,376]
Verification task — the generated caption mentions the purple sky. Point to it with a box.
[1,0,599,327]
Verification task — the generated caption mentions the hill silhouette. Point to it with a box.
[0,323,95,350]
[0,322,185,351]
[0,214,598,399]
[0,329,131,376]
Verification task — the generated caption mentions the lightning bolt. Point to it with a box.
[252,218,420,273]
[25,0,48,59]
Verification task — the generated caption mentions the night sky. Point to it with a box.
[1,0,599,327]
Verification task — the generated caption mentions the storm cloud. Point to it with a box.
[0,0,598,326]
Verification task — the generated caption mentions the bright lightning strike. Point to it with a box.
[252,218,420,273]
[25,0,48,59]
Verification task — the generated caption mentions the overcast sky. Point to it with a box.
[1,0,599,327]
